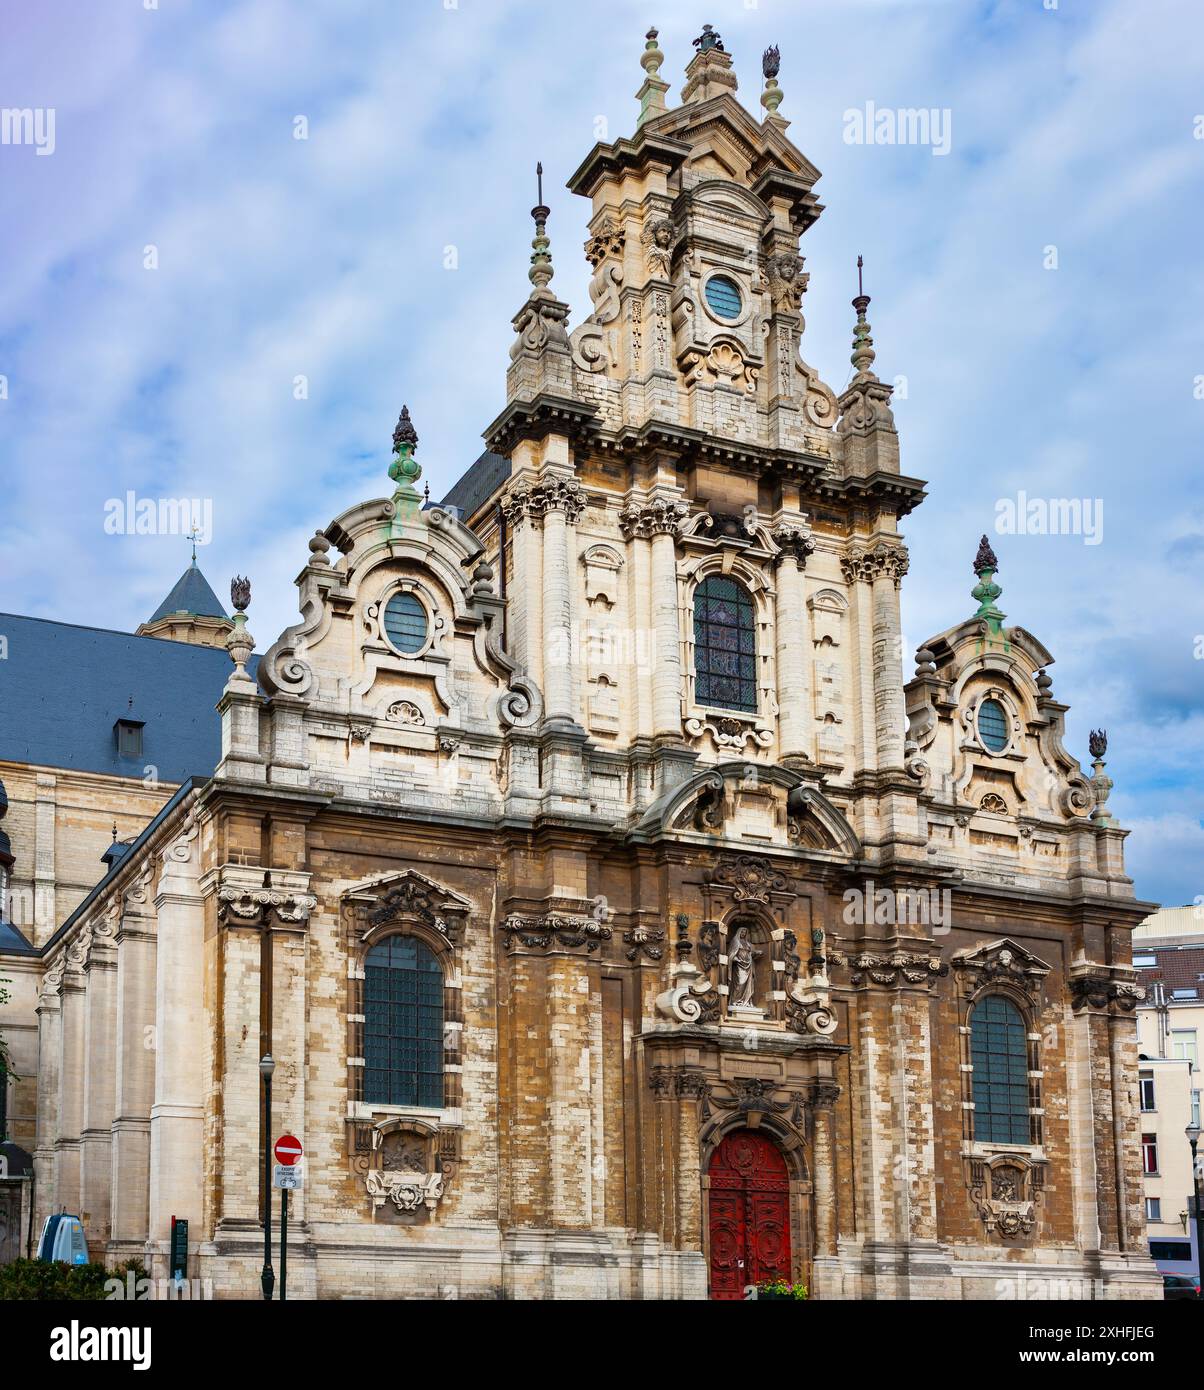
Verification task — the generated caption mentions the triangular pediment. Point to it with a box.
[646,93,820,185]
[952,937,1053,978]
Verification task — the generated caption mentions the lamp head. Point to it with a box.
[259,1053,276,1081]
[1186,1122,1201,1145]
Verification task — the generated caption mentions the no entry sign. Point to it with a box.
[274,1134,303,1166]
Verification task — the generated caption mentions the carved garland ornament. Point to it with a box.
[501,912,612,953]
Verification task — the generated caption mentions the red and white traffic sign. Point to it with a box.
[274,1134,303,1167]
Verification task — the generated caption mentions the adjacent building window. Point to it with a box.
[1172,1030,1198,1070]
[363,935,443,1109]
[977,699,1010,752]
[1142,1133,1159,1175]
[693,576,756,713]
[1140,1073,1156,1111]
[1193,1090,1201,1130]
[383,591,429,655]
[1146,1197,1162,1222]
[970,995,1031,1144]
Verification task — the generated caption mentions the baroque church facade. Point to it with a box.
[5,29,1160,1298]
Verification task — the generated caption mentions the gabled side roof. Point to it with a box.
[0,613,251,781]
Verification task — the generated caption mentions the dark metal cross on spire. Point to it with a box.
[857,254,864,297]
[536,161,543,206]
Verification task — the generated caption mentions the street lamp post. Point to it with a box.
[260,1054,276,1301]
[1187,1123,1203,1298]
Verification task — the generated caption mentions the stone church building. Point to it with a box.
[2,29,1159,1298]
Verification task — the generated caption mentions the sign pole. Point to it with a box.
[280,1186,288,1302]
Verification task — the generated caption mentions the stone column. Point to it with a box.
[56,959,86,1216]
[772,527,815,761]
[502,486,542,684]
[621,496,687,742]
[841,548,878,774]
[540,486,578,727]
[32,968,63,1232]
[148,812,205,1278]
[650,527,683,740]
[675,1075,705,1255]
[811,1083,838,1257]
[869,543,909,771]
[81,915,118,1248]
[110,865,158,1255]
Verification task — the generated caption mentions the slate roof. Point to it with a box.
[1135,944,1204,998]
[0,613,254,783]
[441,450,511,523]
[147,562,229,623]
[0,921,35,954]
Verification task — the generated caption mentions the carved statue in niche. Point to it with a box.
[727,925,763,1012]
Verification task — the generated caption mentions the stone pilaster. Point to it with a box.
[811,1082,839,1258]
[148,812,205,1279]
[110,865,157,1256]
[56,957,86,1217]
[619,495,688,742]
[32,964,63,1231]
[772,524,815,761]
[869,542,909,771]
[80,913,118,1248]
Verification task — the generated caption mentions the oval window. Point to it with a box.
[383,591,428,655]
[704,274,742,320]
[977,698,1010,752]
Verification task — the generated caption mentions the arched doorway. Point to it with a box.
[707,1127,791,1299]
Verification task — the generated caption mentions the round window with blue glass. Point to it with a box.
[383,591,428,655]
[704,274,742,320]
[977,698,1010,752]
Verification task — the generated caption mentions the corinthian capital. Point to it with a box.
[501,476,585,529]
[618,496,689,539]
[771,524,816,568]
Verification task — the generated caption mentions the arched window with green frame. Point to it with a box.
[363,935,444,1109]
[970,994,1031,1144]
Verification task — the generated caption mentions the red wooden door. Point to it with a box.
[707,1128,791,1300]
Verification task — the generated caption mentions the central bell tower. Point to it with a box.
[474,24,925,825]
[563,24,836,457]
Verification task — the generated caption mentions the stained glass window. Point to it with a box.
[704,275,742,320]
[383,591,428,655]
[363,935,443,1109]
[977,698,1010,752]
[970,995,1030,1144]
[694,576,756,713]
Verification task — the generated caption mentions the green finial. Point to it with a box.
[971,533,1006,637]
[528,162,554,291]
[850,255,877,375]
[389,404,422,501]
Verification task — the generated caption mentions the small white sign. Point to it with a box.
[273,1164,302,1190]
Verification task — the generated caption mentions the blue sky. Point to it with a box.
[0,0,1201,907]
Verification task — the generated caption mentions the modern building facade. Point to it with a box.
[1134,907,1204,1278]
[0,29,1160,1299]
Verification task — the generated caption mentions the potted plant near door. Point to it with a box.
[754,1274,809,1301]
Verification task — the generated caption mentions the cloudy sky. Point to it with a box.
[1,0,1201,907]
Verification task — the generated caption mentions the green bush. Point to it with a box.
[0,1256,148,1300]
